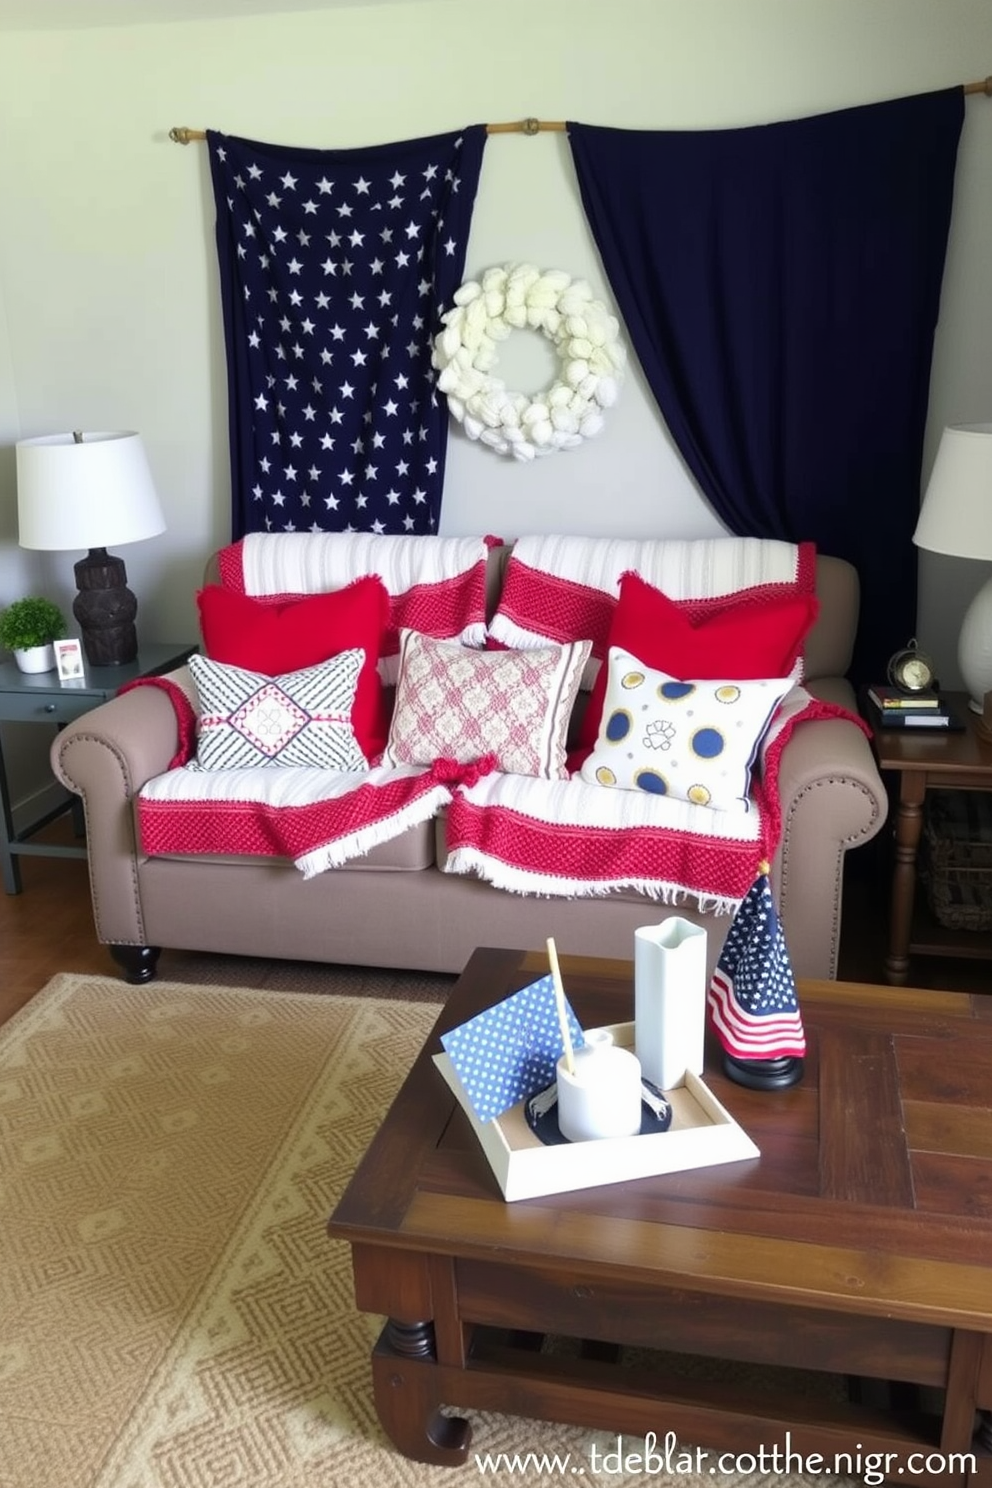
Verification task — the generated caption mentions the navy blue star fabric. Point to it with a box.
[208,126,487,539]
[707,869,806,1060]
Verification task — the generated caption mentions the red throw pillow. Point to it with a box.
[571,571,819,765]
[196,576,391,760]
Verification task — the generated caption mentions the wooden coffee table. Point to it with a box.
[329,947,992,1485]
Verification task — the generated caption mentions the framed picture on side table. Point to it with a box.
[55,638,85,682]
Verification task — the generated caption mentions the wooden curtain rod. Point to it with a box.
[168,118,565,145]
[168,82,992,145]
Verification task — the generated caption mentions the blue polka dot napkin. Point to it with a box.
[440,975,586,1123]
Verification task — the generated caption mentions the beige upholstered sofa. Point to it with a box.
[52,538,887,984]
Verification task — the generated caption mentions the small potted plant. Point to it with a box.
[0,596,68,674]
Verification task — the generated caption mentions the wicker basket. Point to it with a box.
[921,789,992,932]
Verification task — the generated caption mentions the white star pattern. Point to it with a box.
[440,976,586,1123]
[208,126,486,535]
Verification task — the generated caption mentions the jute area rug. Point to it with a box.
[0,972,857,1488]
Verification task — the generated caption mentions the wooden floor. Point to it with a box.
[1,824,990,1030]
[0,846,116,1024]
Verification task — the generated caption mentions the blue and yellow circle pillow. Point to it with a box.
[579,647,794,813]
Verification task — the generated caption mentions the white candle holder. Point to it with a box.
[555,1030,642,1143]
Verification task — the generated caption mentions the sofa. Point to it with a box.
[52,532,887,984]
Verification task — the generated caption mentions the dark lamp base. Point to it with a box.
[722,1053,805,1091]
[72,547,139,667]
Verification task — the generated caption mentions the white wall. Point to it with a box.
[0,0,990,737]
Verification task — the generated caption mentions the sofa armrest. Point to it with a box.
[772,688,888,979]
[51,679,187,946]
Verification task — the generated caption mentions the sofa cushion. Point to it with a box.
[196,575,390,760]
[383,629,590,779]
[150,818,436,872]
[579,647,794,812]
[187,652,367,772]
[571,570,818,765]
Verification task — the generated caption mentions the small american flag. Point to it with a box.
[208,125,486,539]
[707,866,806,1060]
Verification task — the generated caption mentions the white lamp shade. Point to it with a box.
[913,422,992,711]
[912,423,992,560]
[16,431,166,552]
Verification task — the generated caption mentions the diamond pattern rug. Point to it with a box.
[0,973,858,1488]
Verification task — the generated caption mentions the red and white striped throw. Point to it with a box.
[217,531,499,683]
[487,534,816,688]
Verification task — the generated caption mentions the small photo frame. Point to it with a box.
[55,638,85,682]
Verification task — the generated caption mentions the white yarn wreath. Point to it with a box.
[431,262,627,462]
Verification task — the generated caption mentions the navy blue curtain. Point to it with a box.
[569,91,963,682]
[209,126,486,539]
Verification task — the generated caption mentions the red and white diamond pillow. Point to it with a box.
[383,629,591,779]
[188,651,367,772]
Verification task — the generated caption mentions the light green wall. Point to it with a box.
[0,0,990,696]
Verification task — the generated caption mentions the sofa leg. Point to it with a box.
[110,944,162,984]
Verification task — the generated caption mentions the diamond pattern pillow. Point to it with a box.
[383,630,591,779]
[579,646,794,812]
[188,652,366,772]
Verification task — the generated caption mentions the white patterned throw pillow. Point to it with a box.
[188,651,366,772]
[383,629,591,778]
[579,646,794,812]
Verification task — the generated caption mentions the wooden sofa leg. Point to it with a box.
[110,944,162,984]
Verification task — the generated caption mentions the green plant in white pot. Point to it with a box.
[0,597,68,674]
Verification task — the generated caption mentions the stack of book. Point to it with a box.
[866,686,957,729]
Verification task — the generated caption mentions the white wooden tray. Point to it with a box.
[434,1021,759,1202]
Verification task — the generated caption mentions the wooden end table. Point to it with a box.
[330,947,992,1485]
[0,642,195,894]
[864,692,992,984]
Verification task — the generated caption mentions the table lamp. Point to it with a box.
[912,422,992,712]
[15,431,167,667]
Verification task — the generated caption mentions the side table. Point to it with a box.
[864,691,992,983]
[0,643,195,895]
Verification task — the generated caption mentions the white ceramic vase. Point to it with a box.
[13,643,56,674]
[634,917,708,1091]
